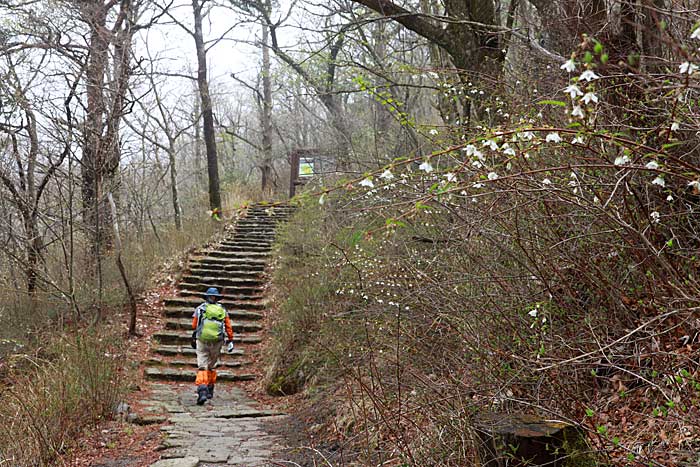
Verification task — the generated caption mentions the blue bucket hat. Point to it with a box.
[204,287,222,298]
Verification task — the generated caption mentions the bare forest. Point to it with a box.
[1,0,700,466]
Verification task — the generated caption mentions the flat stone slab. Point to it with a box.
[152,345,245,357]
[150,457,199,467]
[145,367,256,382]
[163,297,268,310]
[146,384,288,465]
[152,330,262,345]
[163,308,263,320]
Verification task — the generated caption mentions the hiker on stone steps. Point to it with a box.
[192,287,234,405]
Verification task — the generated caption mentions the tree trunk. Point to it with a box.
[81,1,112,254]
[260,0,274,194]
[192,0,222,214]
[168,139,182,230]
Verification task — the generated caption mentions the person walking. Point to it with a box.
[192,287,234,405]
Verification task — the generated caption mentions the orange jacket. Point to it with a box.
[192,304,234,341]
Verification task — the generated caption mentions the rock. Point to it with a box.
[149,457,200,467]
[126,413,167,425]
[113,402,130,415]
[475,413,594,467]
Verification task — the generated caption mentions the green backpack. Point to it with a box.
[198,303,226,343]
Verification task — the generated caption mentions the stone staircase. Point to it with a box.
[144,203,293,384]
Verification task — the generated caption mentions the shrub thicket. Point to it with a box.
[267,31,700,467]
[0,333,125,466]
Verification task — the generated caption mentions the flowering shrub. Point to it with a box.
[271,25,700,467]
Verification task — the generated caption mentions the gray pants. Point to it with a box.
[196,339,222,370]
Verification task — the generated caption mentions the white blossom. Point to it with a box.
[429,129,438,135]
[571,105,585,118]
[581,92,599,105]
[614,155,631,166]
[419,161,434,173]
[578,70,600,81]
[379,169,394,180]
[463,144,477,155]
[692,27,700,40]
[518,131,535,140]
[472,160,483,168]
[528,309,538,317]
[667,195,674,202]
[680,62,699,75]
[560,58,576,73]
[650,211,660,224]
[319,193,326,205]
[487,172,499,180]
[671,122,680,132]
[473,182,484,189]
[359,178,374,188]
[483,139,499,151]
[444,173,457,183]
[652,176,665,187]
[545,132,562,143]
[504,147,516,156]
[542,178,552,185]
[572,136,585,145]
[564,84,583,99]
[689,180,700,192]
[645,161,659,170]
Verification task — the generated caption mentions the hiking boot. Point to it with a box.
[196,385,208,405]
[207,384,215,399]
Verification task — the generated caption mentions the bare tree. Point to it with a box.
[0,53,77,295]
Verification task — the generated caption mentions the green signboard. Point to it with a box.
[299,158,314,177]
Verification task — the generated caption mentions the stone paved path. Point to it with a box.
[145,383,288,467]
[142,204,294,467]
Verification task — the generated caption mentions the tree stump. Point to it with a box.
[474,413,593,467]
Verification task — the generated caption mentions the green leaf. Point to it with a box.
[415,201,429,211]
[386,218,406,228]
[584,51,593,63]
[538,99,567,107]
[612,437,620,446]
[596,425,607,434]
[594,42,603,54]
[601,53,609,64]
[585,408,595,417]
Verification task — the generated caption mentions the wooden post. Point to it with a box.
[289,149,300,199]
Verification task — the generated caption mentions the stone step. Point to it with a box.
[144,367,255,382]
[177,291,264,303]
[230,233,276,240]
[235,224,276,230]
[144,357,247,370]
[153,330,263,346]
[218,244,272,253]
[203,250,271,259]
[163,307,263,320]
[165,319,263,332]
[189,260,267,270]
[164,296,268,310]
[152,345,245,358]
[220,238,273,246]
[179,275,265,287]
[178,282,264,295]
[188,256,268,268]
[233,225,277,231]
[186,267,265,279]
